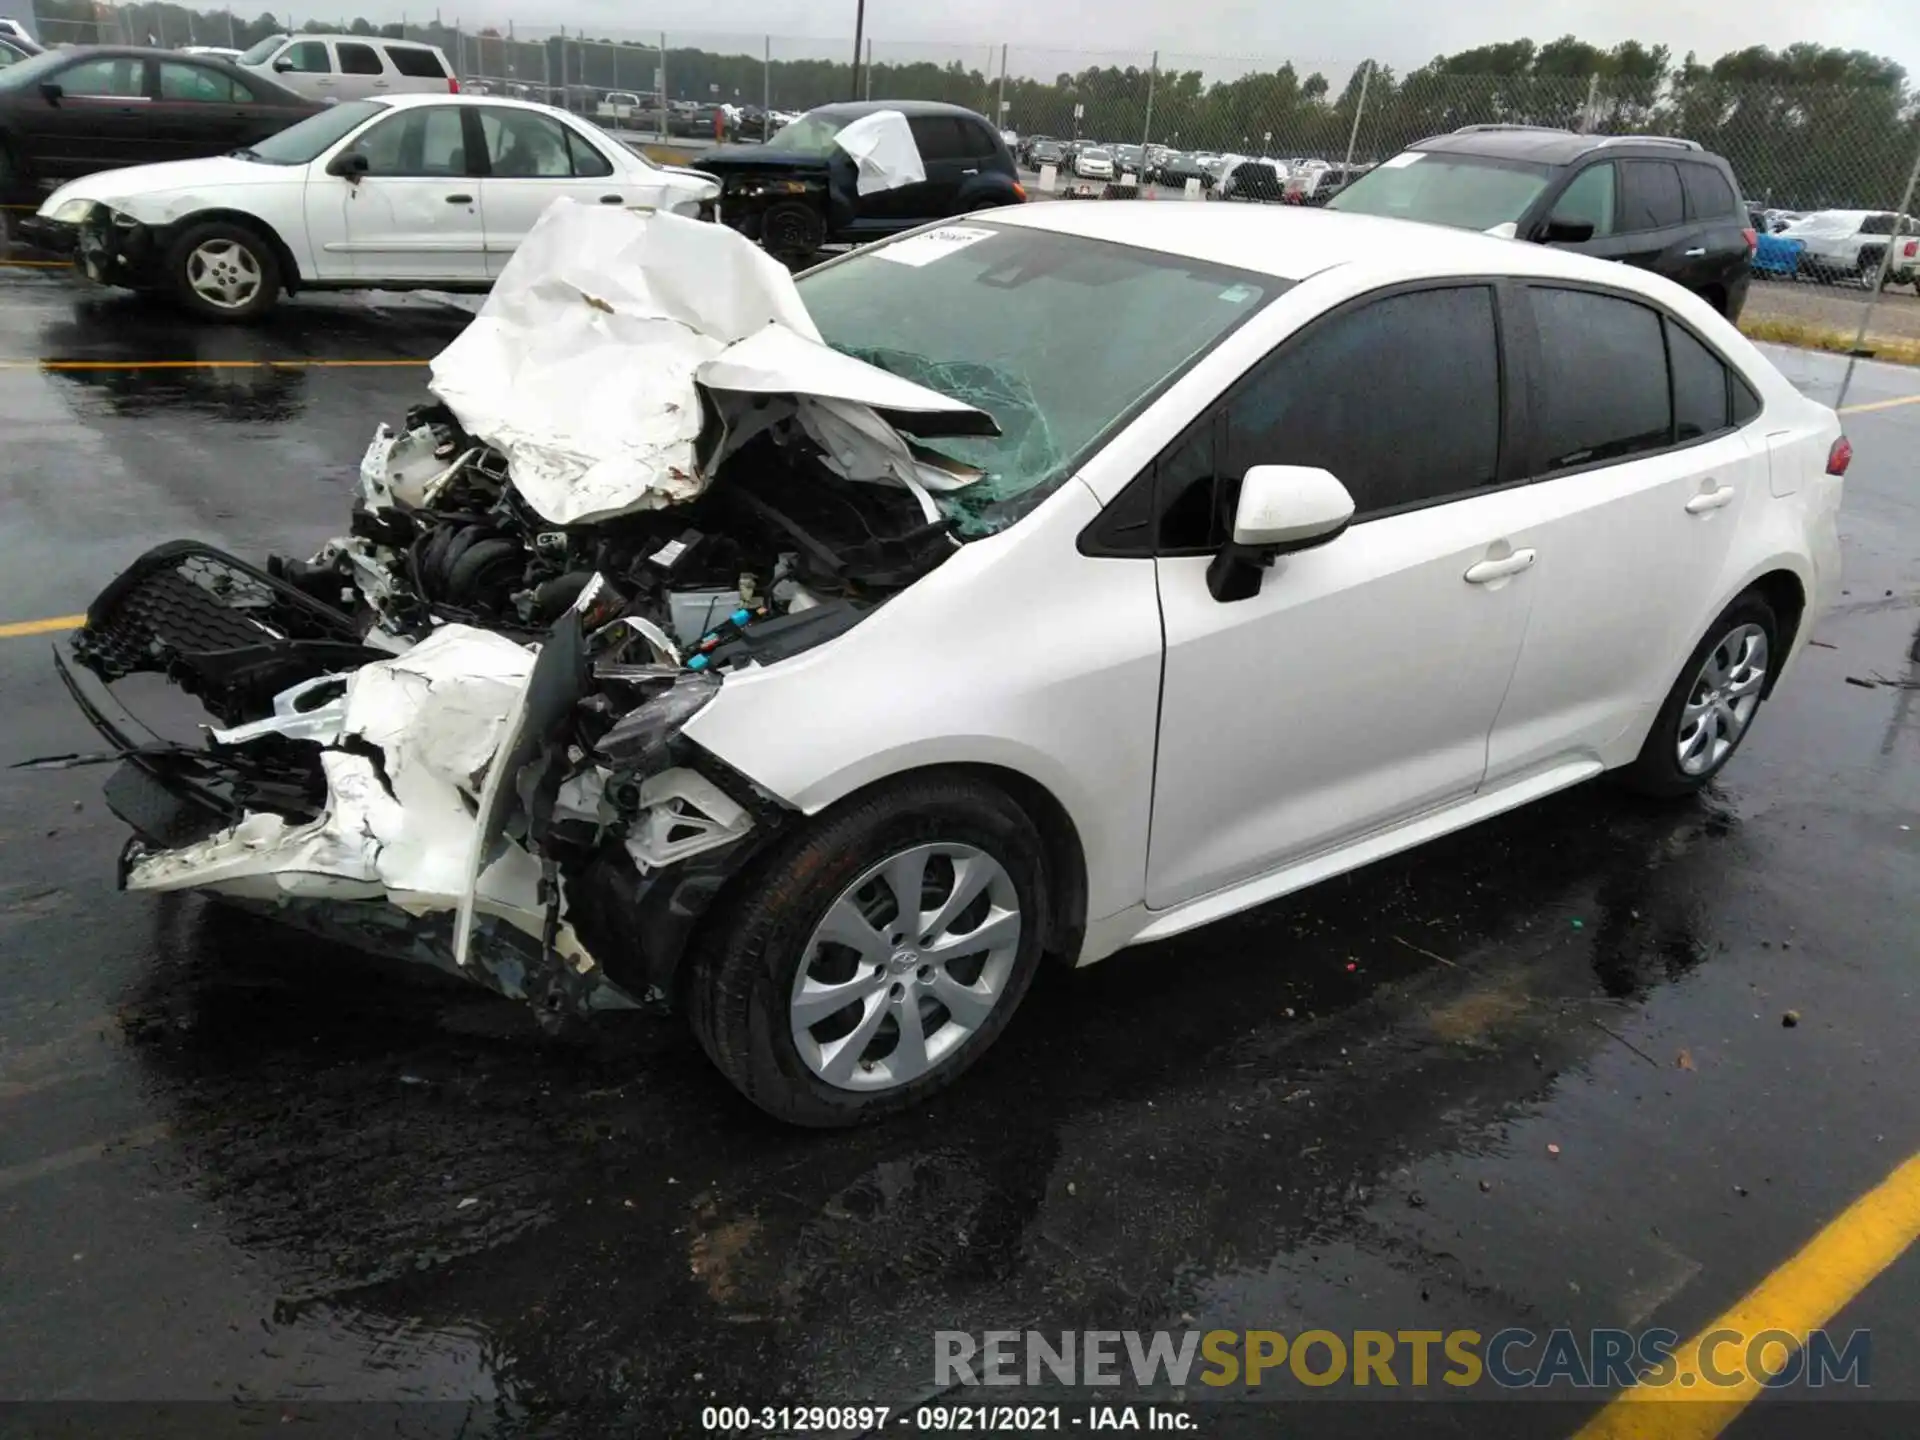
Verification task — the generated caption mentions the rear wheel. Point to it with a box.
[1620,592,1777,797]
[685,775,1048,1127]
[1858,249,1885,289]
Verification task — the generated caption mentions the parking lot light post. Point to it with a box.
[1342,59,1372,172]
[849,0,864,101]
[763,36,771,140]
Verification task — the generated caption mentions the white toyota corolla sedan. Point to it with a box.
[671,203,1844,1121]
[61,202,1846,1127]
[32,93,718,320]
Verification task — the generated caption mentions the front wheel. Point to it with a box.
[1620,592,1778,797]
[685,775,1049,1126]
[166,220,281,322]
[758,198,823,267]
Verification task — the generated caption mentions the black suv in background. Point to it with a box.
[698,99,1025,264]
[1329,126,1755,320]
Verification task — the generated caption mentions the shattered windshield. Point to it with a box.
[797,223,1284,535]
[759,109,850,155]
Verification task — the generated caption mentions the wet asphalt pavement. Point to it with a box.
[1,240,1919,1440]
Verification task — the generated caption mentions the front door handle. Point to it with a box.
[445,193,473,204]
[1683,246,1707,257]
[599,193,624,204]
[1685,484,1736,513]
[962,167,978,175]
[1464,548,1537,584]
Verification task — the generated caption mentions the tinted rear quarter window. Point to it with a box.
[1525,286,1671,470]
[1218,285,1502,521]
[384,44,447,79]
[1619,160,1685,231]
[1680,163,1737,221]
[1666,321,1731,439]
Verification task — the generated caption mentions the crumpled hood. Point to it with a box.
[40,155,285,223]
[428,198,995,527]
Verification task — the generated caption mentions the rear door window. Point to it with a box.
[1618,160,1685,232]
[1679,163,1737,221]
[1524,286,1672,470]
[907,116,969,162]
[337,42,383,76]
[158,61,252,102]
[384,44,448,79]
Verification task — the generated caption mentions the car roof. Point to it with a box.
[808,99,991,121]
[1411,126,1712,166]
[256,31,444,46]
[375,92,571,116]
[992,201,1679,291]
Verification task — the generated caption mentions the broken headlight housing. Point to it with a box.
[593,672,721,780]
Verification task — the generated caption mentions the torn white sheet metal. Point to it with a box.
[128,626,538,921]
[426,199,993,526]
[359,422,476,512]
[832,109,927,195]
[209,673,348,747]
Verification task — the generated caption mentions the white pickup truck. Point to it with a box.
[1778,210,1920,290]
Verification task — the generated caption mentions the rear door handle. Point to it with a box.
[1685,484,1736,513]
[1684,246,1707,257]
[1464,548,1537,584]
[599,193,624,204]
[445,193,473,204]
[962,167,978,175]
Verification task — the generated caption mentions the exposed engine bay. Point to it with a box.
[53,199,1000,1020]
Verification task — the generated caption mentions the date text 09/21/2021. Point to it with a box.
[701,1404,1194,1431]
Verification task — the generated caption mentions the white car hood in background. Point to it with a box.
[39,155,283,224]
[832,109,927,195]
[427,199,992,526]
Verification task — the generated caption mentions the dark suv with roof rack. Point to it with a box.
[1328,124,1755,320]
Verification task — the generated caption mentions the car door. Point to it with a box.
[1147,283,1532,909]
[1607,158,1695,282]
[26,54,155,176]
[1481,284,1762,782]
[862,115,966,227]
[270,38,339,104]
[152,60,258,159]
[473,105,639,274]
[321,102,485,281]
[333,41,388,102]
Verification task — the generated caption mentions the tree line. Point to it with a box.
[27,4,1920,210]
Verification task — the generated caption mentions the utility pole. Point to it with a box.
[864,38,872,100]
[1341,60,1373,171]
[1141,50,1157,148]
[996,42,1006,135]
[763,35,770,134]
[849,0,864,101]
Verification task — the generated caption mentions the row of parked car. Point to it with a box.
[1013,134,1371,206]
[1747,206,1920,292]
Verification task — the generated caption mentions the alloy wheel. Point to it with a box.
[1677,623,1769,776]
[185,238,263,310]
[790,842,1021,1092]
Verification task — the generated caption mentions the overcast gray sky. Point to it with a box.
[393,0,1917,82]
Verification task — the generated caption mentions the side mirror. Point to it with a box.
[1539,217,1595,244]
[38,80,62,104]
[327,149,369,181]
[1206,465,1355,603]
[272,56,295,72]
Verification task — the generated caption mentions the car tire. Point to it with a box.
[758,199,823,266]
[165,219,282,323]
[685,773,1050,1127]
[1857,250,1885,289]
[1619,591,1779,798]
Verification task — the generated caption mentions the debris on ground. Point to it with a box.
[1782,1010,1801,1027]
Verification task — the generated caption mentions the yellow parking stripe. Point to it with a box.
[0,257,72,267]
[1838,392,1920,415]
[1573,1148,1920,1439]
[0,614,85,639]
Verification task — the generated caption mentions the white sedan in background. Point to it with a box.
[33,92,719,320]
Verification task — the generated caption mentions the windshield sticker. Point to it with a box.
[1380,152,1424,169]
[1217,283,1259,304]
[875,225,997,267]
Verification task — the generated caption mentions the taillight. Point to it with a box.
[1904,239,1918,258]
[1010,182,1027,202]
[447,77,459,93]
[1827,436,1852,476]
[1742,227,1757,253]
